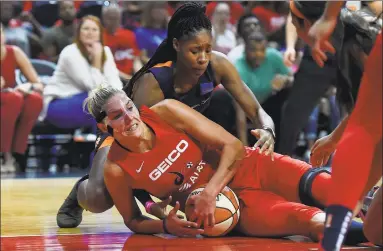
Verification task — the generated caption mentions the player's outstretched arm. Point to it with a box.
[322,1,346,20]
[308,1,345,67]
[212,52,276,157]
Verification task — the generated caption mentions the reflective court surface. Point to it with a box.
[1,176,381,251]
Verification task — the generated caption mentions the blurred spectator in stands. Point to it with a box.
[41,16,122,133]
[18,9,43,38]
[0,1,31,57]
[102,3,142,82]
[76,1,104,19]
[120,1,143,31]
[206,1,244,25]
[23,1,83,13]
[1,24,44,173]
[227,13,262,63]
[135,2,168,64]
[234,32,293,146]
[212,2,237,55]
[12,2,45,58]
[167,1,185,17]
[248,2,287,34]
[247,1,289,48]
[41,1,77,63]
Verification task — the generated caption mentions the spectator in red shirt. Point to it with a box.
[206,1,244,25]
[102,3,141,81]
[249,2,285,33]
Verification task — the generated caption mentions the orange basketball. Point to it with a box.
[185,185,240,237]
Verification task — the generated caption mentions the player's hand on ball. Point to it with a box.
[310,134,337,167]
[251,129,275,161]
[164,201,204,237]
[186,191,216,229]
[150,196,184,220]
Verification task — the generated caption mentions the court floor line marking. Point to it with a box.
[1,232,131,238]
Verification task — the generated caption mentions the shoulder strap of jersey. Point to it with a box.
[205,62,218,87]
[139,105,178,133]
[148,61,174,98]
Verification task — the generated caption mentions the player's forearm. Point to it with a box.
[230,81,274,130]
[203,139,244,198]
[286,13,298,49]
[330,115,350,143]
[234,102,249,145]
[255,108,275,131]
[127,216,165,234]
[323,1,346,21]
[241,97,275,131]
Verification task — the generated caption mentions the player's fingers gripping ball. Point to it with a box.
[185,185,240,237]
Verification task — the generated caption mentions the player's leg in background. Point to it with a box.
[320,33,382,251]
[363,186,382,246]
[326,32,382,213]
[278,58,336,156]
[237,190,324,241]
[57,135,114,228]
[255,151,331,208]
[77,145,114,213]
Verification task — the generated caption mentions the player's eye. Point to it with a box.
[113,113,122,120]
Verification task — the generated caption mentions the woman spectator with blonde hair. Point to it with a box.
[42,15,122,133]
[211,2,237,55]
[1,23,44,173]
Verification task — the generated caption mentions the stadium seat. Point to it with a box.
[15,59,76,172]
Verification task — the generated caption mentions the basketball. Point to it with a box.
[185,185,240,237]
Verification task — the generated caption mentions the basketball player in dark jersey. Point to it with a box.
[57,2,278,228]
[290,1,382,250]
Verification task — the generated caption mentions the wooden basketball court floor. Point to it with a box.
[1,175,381,251]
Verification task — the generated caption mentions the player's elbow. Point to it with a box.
[227,137,245,161]
[124,218,138,233]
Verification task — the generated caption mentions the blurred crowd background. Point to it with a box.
[0,1,371,175]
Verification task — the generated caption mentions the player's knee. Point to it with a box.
[363,221,383,246]
[85,186,113,213]
[299,167,331,209]
[363,188,383,246]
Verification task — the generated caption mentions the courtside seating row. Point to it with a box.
[15,59,94,172]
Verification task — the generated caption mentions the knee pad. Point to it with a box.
[299,167,331,209]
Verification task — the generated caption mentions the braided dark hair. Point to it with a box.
[124,2,212,98]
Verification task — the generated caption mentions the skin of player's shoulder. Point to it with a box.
[210,50,235,84]
[131,72,164,109]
